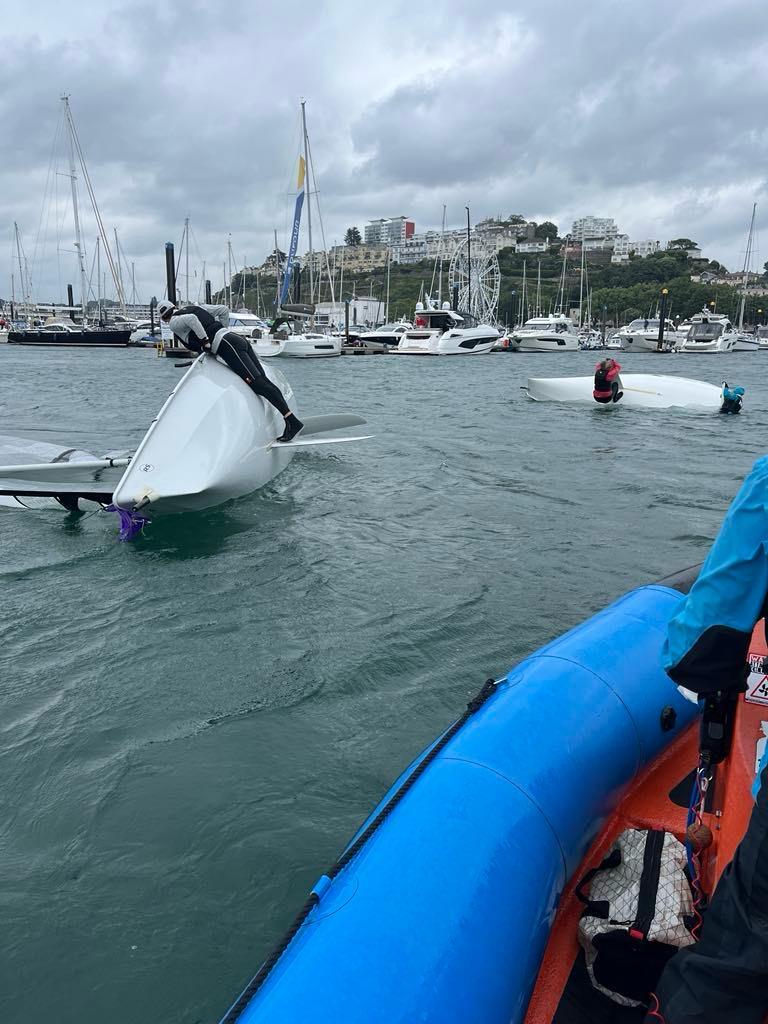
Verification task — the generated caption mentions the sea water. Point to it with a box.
[0,345,765,1023]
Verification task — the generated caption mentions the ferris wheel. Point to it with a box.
[448,239,500,323]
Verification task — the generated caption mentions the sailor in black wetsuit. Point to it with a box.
[156,300,303,442]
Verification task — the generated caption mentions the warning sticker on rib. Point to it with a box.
[746,671,768,707]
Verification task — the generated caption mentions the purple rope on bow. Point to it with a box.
[105,503,151,541]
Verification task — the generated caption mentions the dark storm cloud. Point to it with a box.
[1,0,766,302]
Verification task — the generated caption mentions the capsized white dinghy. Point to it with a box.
[523,373,729,410]
[0,355,371,534]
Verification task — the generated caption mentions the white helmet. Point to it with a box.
[157,299,176,320]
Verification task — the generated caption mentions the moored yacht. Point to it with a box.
[678,309,741,353]
[359,321,411,351]
[618,317,678,352]
[277,330,342,358]
[394,304,498,355]
[226,311,287,358]
[508,314,578,352]
[8,321,132,347]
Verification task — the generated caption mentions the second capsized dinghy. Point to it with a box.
[524,373,731,410]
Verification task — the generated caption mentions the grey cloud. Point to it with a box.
[1,0,767,302]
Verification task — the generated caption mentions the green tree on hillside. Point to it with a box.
[668,238,698,250]
[535,220,559,240]
[344,227,362,247]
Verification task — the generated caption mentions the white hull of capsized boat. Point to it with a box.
[112,354,297,514]
[277,335,342,358]
[524,373,724,409]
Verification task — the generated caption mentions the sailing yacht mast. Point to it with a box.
[520,259,527,325]
[96,236,102,324]
[114,228,127,311]
[13,223,30,316]
[385,248,391,322]
[535,260,541,316]
[300,101,315,305]
[556,246,568,314]
[274,229,280,309]
[227,235,233,309]
[578,242,585,328]
[438,204,446,306]
[63,98,89,319]
[185,217,190,304]
[737,202,757,331]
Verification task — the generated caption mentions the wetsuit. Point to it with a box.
[170,304,290,417]
[593,361,623,404]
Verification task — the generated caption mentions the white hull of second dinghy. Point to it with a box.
[524,373,724,409]
[112,355,297,514]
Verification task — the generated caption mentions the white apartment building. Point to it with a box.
[571,216,619,242]
[364,216,415,246]
[516,239,549,254]
[611,237,662,263]
[390,229,466,265]
[304,245,389,275]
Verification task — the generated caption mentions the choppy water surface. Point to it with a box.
[0,345,765,1023]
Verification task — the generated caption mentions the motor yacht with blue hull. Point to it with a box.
[218,579,697,1024]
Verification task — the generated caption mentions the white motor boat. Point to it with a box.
[508,314,579,352]
[577,328,604,350]
[678,309,743,353]
[129,321,162,346]
[733,330,761,353]
[618,317,678,352]
[226,311,287,358]
[394,305,498,355]
[524,373,727,410]
[359,322,411,351]
[277,331,342,358]
[0,355,370,530]
[757,326,768,350]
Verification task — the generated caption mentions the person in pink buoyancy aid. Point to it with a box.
[593,357,623,404]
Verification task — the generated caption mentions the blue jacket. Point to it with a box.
[664,455,768,694]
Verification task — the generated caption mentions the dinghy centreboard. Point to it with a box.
[524,373,726,410]
[0,355,371,533]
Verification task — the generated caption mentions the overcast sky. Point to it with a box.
[1,0,766,305]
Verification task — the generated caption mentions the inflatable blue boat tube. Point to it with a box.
[221,583,698,1024]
